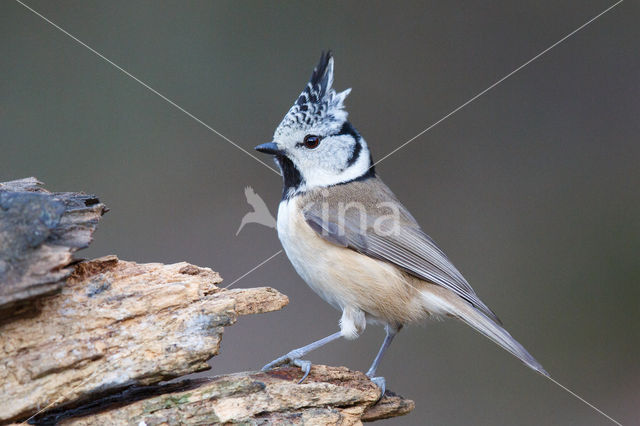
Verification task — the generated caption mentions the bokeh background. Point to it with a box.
[2,1,638,424]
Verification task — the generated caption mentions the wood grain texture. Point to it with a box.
[39,366,414,425]
[0,256,288,423]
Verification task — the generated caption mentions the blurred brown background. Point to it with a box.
[1,1,638,424]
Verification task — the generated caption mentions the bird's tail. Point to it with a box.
[419,290,626,425]
[458,301,548,376]
[421,290,549,377]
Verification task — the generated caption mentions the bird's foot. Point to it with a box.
[367,374,386,402]
[261,350,313,384]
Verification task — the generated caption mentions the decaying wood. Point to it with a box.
[84,366,414,425]
[0,177,107,320]
[0,178,414,424]
[0,256,289,423]
[33,366,414,425]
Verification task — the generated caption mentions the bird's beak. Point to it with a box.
[255,142,285,156]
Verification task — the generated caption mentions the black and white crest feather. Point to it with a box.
[275,51,351,138]
[296,50,333,108]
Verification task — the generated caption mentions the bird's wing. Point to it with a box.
[301,179,501,324]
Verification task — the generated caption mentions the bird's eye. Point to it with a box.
[303,134,321,149]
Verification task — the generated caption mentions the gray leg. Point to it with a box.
[366,325,401,399]
[262,331,342,383]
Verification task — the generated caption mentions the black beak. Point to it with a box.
[255,142,285,156]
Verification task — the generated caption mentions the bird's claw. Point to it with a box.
[292,359,312,383]
[367,375,386,402]
[261,351,313,384]
[261,354,289,372]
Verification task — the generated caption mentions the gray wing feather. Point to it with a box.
[305,212,349,247]
[303,201,501,324]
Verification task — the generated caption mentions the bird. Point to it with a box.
[255,51,548,398]
[236,186,277,236]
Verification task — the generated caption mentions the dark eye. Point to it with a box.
[303,134,321,149]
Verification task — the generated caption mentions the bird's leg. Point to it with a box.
[366,324,402,399]
[261,331,343,383]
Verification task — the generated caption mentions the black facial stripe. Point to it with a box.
[336,121,359,138]
[275,155,304,200]
[336,121,362,167]
[346,139,361,167]
[333,140,376,188]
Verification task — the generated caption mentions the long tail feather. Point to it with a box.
[421,289,548,376]
[453,299,549,376]
[420,289,624,425]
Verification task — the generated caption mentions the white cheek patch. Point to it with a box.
[302,140,372,189]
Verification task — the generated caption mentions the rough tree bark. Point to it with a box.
[0,177,107,321]
[0,179,414,425]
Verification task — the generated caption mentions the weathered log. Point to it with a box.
[31,366,414,425]
[0,177,107,321]
[0,256,288,423]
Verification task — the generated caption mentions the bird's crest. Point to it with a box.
[274,51,351,138]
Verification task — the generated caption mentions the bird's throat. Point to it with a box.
[276,155,304,200]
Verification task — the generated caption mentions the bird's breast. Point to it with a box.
[276,197,428,325]
[276,198,344,310]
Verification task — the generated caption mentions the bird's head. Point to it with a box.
[256,51,374,199]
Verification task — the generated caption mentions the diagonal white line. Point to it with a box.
[372,0,624,169]
[21,368,101,424]
[223,249,283,289]
[14,0,281,176]
[19,251,285,422]
[545,375,623,426]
